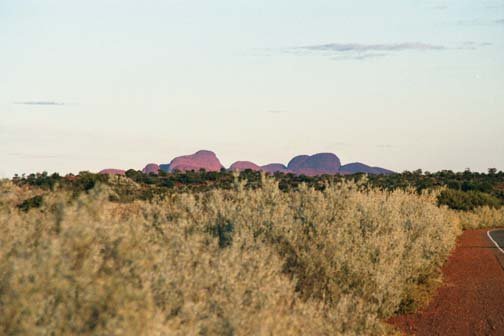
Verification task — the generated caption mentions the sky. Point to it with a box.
[1,0,503,177]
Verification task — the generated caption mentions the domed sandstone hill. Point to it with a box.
[169,150,224,172]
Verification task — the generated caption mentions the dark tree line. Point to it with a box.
[11,168,504,211]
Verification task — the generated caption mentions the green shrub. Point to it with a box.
[438,189,502,211]
[17,195,43,212]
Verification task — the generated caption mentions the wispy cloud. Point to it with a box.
[424,0,449,10]
[14,101,67,106]
[288,42,446,60]
[334,53,388,61]
[286,41,490,60]
[458,41,493,50]
[496,19,504,24]
[268,110,287,115]
[299,42,446,53]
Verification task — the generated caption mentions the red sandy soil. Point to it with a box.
[389,229,504,336]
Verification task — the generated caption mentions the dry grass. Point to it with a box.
[457,206,504,230]
[0,176,462,335]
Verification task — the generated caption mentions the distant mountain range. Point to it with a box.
[99,150,395,176]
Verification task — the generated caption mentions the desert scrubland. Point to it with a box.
[1,175,503,335]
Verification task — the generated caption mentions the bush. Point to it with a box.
[438,189,502,211]
[0,177,461,335]
[17,195,44,212]
[458,206,504,230]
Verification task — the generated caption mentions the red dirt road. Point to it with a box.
[389,229,504,336]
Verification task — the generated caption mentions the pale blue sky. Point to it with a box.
[1,0,503,177]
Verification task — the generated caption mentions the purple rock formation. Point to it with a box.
[169,150,224,172]
[229,161,262,172]
[111,150,395,178]
[287,155,310,170]
[288,153,341,176]
[261,163,290,174]
[142,163,160,174]
[340,162,395,175]
[99,169,126,175]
